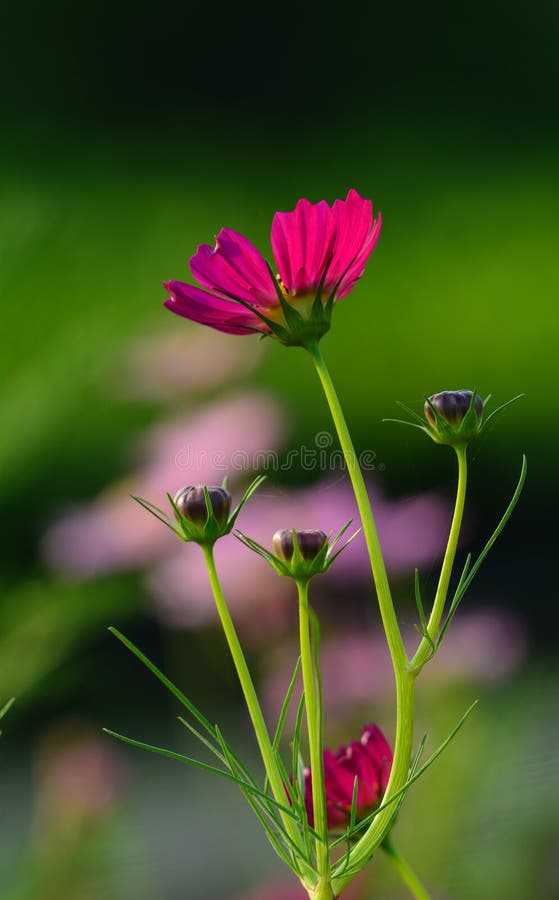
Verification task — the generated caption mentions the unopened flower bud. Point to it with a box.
[134,475,263,547]
[238,522,358,581]
[174,485,231,528]
[424,391,483,428]
[423,390,484,446]
[273,529,328,564]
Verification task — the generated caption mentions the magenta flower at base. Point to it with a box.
[304,724,393,830]
[164,190,381,345]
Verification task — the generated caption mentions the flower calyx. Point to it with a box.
[384,389,524,448]
[132,475,266,546]
[423,390,484,445]
[236,521,359,581]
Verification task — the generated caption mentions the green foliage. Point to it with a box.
[107,629,320,879]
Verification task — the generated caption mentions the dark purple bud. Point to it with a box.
[424,390,483,428]
[173,485,231,527]
[272,529,327,563]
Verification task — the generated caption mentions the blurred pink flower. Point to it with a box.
[263,609,527,722]
[42,383,452,639]
[42,391,286,576]
[114,327,265,401]
[164,189,381,336]
[147,480,450,638]
[35,722,127,823]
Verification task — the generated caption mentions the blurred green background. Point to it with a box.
[1,2,558,898]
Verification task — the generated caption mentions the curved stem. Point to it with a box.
[381,838,431,900]
[297,579,329,878]
[306,341,416,892]
[306,341,405,669]
[411,444,468,671]
[201,544,309,871]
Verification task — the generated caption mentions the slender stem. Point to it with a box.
[307,341,405,669]
[297,579,329,878]
[306,341,416,894]
[201,544,309,871]
[411,444,468,671]
[381,839,431,900]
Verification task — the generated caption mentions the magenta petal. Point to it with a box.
[361,724,393,793]
[324,749,355,805]
[303,766,314,826]
[322,751,352,826]
[189,228,278,307]
[271,198,336,295]
[337,743,381,812]
[327,189,382,299]
[163,280,268,335]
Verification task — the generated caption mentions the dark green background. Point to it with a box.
[1,2,558,898]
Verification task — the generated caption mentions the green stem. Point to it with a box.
[306,341,405,669]
[411,444,468,671]
[306,341,416,894]
[201,544,309,871]
[309,878,336,900]
[381,839,431,900]
[297,579,329,877]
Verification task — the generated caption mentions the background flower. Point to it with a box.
[3,20,557,893]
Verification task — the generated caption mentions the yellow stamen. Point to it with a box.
[275,273,290,300]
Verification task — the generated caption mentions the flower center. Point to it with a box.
[262,274,320,327]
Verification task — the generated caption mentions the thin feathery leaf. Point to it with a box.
[213,724,261,789]
[395,401,429,427]
[273,657,302,754]
[309,608,328,854]
[212,728,308,875]
[291,691,312,856]
[109,628,217,740]
[235,531,283,571]
[104,728,243,781]
[436,552,471,647]
[177,716,226,765]
[328,520,353,550]
[202,486,218,531]
[438,455,527,644]
[229,475,267,528]
[105,728,301,823]
[414,569,435,655]
[327,528,362,567]
[331,701,478,862]
[382,417,428,432]
[131,496,171,519]
[483,393,525,426]
[0,697,15,721]
[132,495,181,534]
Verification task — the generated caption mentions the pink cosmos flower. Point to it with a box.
[164,190,381,337]
[35,722,128,825]
[304,724,393,829]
